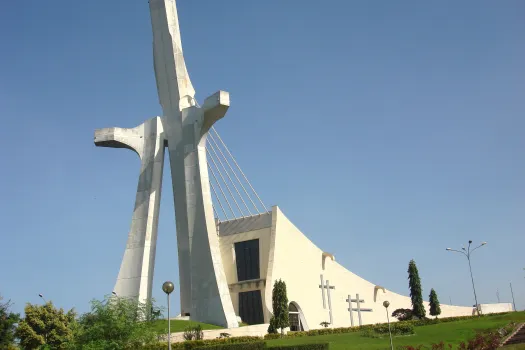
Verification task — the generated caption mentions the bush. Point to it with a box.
[145,336,264,350]
[184,325,204,341]
[72,296,159,350]
[287,331,308,338]
[264,334,281,340]
[271,344,329,350]
[194,341,266,350]
[267,317,278,334]
[392,308,413,321]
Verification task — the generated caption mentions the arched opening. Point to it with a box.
[288,302,309,331]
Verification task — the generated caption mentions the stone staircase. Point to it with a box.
[502,323,525,347]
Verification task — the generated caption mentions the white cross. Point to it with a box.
[319,275,335,325]
[346,293,372,326]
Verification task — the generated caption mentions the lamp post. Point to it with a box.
[38,293,46,303]
[446,240,486,316]
[162,281,175,350]
[383,301,394,350]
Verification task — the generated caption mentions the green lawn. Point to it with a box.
[152,319,223,333]
[266,312,525,349]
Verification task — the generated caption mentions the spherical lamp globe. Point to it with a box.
[162,281,175,295]
[383,300,390,308]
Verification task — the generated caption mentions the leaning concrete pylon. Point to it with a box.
[94,0,238,328]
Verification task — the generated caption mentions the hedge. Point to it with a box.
[144,336,263,350]
[146,341,329,350]
[268,312,512,340]
[270,344,329,350]
[194,341,266,350]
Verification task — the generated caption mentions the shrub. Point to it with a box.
[457,330,504,350]
[271,344,329,350]
[73,296,159,350]
[174,336,262,350]
[361,322,414,338]
[264,334,281,340]
[267,317,278,334]
[392,308,414,321]
[194,341,266,350]
[184,325,204,341]
[287,331,308,338]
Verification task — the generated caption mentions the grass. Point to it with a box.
[502,345,525,349]
[151,319,223,333]
[151,319,250,334]
[265,312,525,349]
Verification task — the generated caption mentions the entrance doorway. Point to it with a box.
[288,302,308,331]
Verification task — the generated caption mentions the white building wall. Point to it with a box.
[219,226,273,321]
[267,206,476,329]
[479,303,514,314]
[217,206,511,329]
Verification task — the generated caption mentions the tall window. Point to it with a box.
[234,239,260,281]
[239,290,264,325]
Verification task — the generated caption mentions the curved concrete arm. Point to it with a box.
[374,285,386,302]
[322,252,335,270]
[94,127,143,158]
[201,91,230,135]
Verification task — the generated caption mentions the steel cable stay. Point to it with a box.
[207,138,253,217]
[206,146,245,218]
[208,133,257,216]
[210,127,268,212]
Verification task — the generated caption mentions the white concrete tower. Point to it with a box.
[94,0,238,328]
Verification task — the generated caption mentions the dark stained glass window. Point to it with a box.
[239,290,264,325]
[234,239,260,281]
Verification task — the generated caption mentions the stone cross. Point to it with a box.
[94,0,237,328]
[319,276,336,325]
[346,293,372,326]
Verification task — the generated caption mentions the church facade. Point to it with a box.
[216,206,512,329]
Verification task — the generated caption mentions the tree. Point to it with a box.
[267,317,277,334]
[269,279,289,337]
[73,296,159,349]
[408,259,426,319]
[391,308,413,321]
[16,301,76,350]
[429,288,441,317]
[0,295,20,349]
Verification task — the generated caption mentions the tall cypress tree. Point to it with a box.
[429,288,441,317]
[408,259,426,319]
[270,279,289,336]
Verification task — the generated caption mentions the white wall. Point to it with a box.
[479,303,514,314]
[219,223,272,322]
[217,206,511,330]
[267,206,477,329]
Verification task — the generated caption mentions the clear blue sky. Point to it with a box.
[1,0,524,316]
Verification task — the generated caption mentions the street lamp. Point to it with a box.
[162,281,175,350]
[38,294,46,303]
[383,301,394,350]
[446,240,487,316]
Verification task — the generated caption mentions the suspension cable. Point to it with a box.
[207,136,253,216]
[207,163,235,218]
[211,127,268,212]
